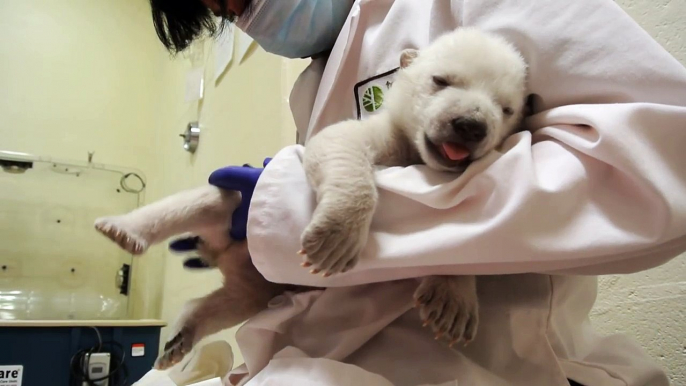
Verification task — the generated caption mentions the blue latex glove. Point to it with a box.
[169,158,272,270]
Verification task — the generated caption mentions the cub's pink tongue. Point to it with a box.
[441,142,470,161]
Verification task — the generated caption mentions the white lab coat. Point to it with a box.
[233,0,686,385]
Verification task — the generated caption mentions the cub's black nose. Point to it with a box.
[450,118,487,142]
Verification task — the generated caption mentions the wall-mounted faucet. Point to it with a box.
[180,122,200,153]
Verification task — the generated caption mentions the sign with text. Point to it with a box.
[0,366,22,386]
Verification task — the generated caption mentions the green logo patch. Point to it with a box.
[354,68,398,120]
[362,85,384,112]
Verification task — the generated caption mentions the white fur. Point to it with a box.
[92,28,528,365]
[95,187,307,369]
[301,28,528,345]
[94,185,239,256]
[389,29,528,170]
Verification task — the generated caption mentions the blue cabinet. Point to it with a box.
[0,321,164,386]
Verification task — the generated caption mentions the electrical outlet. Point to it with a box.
[82,352,110,386]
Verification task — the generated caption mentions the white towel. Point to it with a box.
[134,341,233,386]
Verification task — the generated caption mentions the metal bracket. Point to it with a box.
[116,264,131,296]
[180,122,200,153]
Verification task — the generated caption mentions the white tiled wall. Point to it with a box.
[593,1,686,384]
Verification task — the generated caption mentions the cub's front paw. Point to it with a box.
[299,209,370,277]
[154,326,195,370]
[414,275,479,347]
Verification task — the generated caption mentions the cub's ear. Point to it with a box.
[400,48,419,68]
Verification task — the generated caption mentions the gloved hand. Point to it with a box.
[168,158,273,269]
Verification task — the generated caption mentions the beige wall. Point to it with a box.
[593,1,686,383]
[0,0,171,319]
[0,0,166,170]
[148,37,309,365]
[0,0,307,360]
[0,160,144,320]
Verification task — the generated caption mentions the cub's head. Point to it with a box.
[386,28,528,172]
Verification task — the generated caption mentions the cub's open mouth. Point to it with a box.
[424,135,472,168]
[440,142,470,161]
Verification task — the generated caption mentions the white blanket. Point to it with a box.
[134,341,232,386]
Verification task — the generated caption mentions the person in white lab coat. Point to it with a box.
[149,1,686,385]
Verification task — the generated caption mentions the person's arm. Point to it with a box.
[246,0,686,287]
[248,101,686,288]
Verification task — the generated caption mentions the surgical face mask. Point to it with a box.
[236,0,355,59]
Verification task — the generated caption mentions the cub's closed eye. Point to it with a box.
[502,107,514,116]
[432,76,449,88]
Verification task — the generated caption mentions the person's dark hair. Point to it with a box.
[150,0,242,54]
